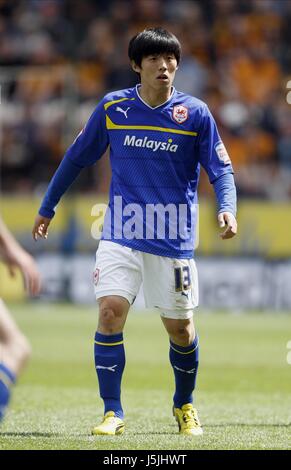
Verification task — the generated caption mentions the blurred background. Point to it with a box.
[0,0,291,310]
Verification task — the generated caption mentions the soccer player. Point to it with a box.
[32,28,237,436]
[0,216,41,421]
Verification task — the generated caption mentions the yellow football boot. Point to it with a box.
[91,411,125,436]
[173,403,203,436]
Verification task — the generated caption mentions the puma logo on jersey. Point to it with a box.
[96,364,117,372]
[116,106,130,118]
[124,135,178,152]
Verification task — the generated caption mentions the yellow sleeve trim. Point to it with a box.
[95,340,124,346]
[104,97,136,110]
[106,115,198,137]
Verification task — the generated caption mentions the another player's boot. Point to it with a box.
[173,403,203,436]
[91,411,125,436]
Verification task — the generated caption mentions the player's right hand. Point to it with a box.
[16,251,41,296]
[32,215,52,241]
[4,247,41,296]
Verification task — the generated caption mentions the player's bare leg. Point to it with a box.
[92,295,130,436]
[0,299,31,420]
[161,315,202,435]
[0,299,31,377]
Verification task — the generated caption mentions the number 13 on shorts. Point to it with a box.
[174,265,191,292]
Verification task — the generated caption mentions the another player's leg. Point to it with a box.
[0,299,31,421]
[92,295,130,436]
[161,315,202,436]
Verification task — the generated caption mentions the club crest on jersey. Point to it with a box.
[172,105,188,124]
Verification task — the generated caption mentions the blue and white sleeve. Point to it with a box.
[197,104,237,216]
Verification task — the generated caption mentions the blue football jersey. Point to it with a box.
[65,85,234,258]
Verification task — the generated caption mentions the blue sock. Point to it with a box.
[169,335,199,408]
[94,332,125,419]
[0,363,16,421]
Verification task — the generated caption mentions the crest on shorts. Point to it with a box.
[172,105,188,124]
[93,268,100,286]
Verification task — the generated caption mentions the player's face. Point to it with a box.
[133,53,178,90]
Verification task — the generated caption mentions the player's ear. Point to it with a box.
[131,60,141,73]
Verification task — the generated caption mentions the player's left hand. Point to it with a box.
[218,212,237,240]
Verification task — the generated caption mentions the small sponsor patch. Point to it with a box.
[172,105,188,124]
[215,141,231,164]
[93,268,100,286]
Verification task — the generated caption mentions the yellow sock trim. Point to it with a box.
[94,340,124,346]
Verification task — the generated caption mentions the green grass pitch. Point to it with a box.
[0,303,290,450]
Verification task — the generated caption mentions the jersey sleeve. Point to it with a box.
[197,105,234,183]
[38,99,109,218]
[65,98,109,167]
[213,172,237,217]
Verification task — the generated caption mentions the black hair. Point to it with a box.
[128,27,181,67]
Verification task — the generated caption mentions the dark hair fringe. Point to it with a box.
[128,27,181,67]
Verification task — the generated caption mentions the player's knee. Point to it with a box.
[97,296,129,334]
[170,324,195,347]
[98,306,123,334]
[99,307,115,331]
